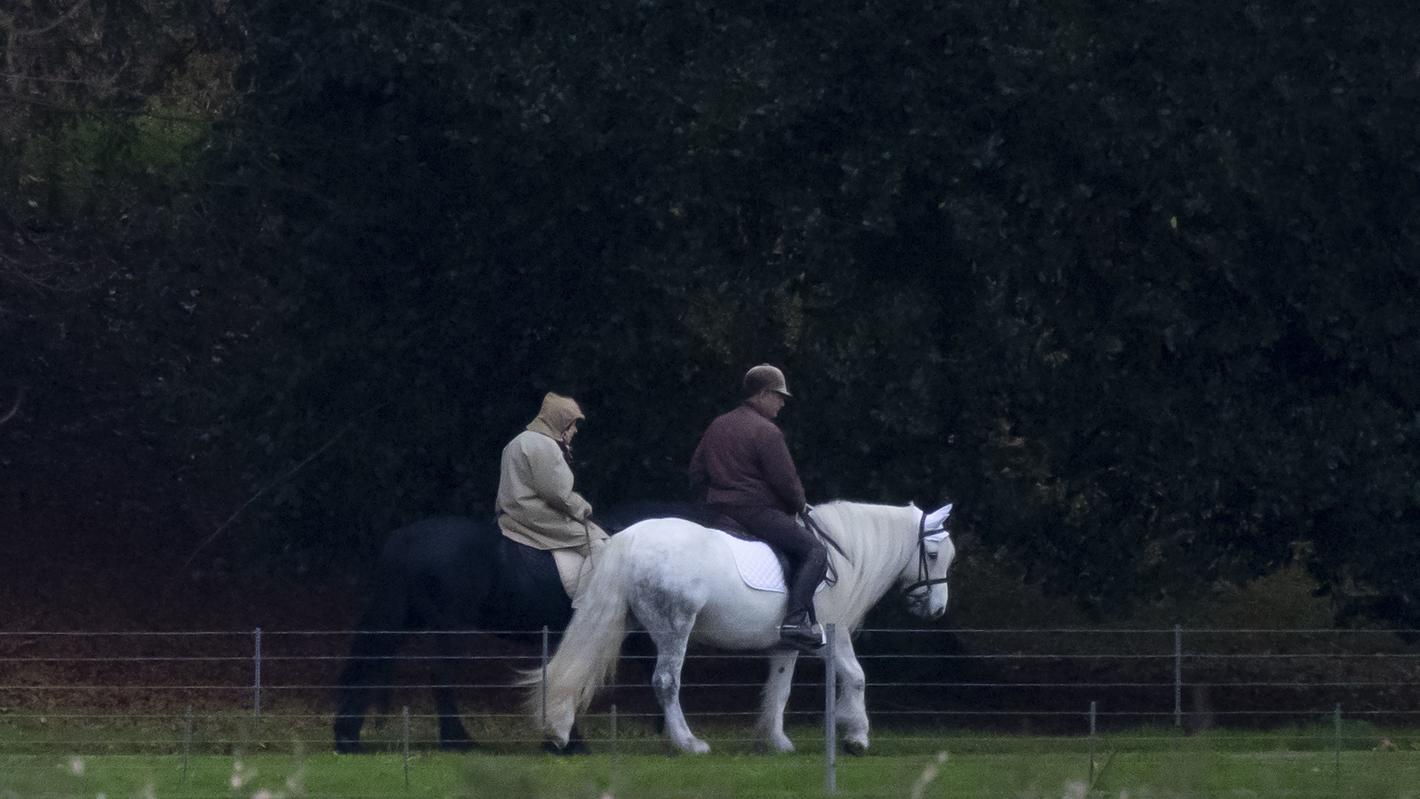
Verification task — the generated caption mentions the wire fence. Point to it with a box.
[2,626,1419,794]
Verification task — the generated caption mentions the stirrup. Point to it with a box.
[777,620,826,652]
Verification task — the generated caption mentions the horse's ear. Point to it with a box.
[924,503,953,531]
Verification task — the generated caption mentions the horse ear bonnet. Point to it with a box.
[923,504,952,532]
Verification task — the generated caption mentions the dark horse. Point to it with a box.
[333,503,697,753]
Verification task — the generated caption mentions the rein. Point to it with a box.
[799,507,847,587]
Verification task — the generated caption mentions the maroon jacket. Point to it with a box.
[688,404,807,514]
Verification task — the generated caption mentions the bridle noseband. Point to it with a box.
[902,509,951,596]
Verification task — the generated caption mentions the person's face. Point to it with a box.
[564,419,580,442]
[751,390,786,419]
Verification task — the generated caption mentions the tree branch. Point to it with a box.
[0,386,25,426]
[13,0,88,38]
[179,404,388,569]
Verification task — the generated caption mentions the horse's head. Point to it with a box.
[897,503,955,620]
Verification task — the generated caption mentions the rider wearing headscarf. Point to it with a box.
[497,392,608,600]
[688,365,827,651]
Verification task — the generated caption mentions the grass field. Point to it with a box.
[4,723,1420,798]
[4,749,1420,798]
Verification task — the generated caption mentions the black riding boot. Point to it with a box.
[778,545,828,651]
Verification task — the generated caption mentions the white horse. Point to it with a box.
[525,500,955,754]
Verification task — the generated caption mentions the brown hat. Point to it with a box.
[531,392,585,436]
[743,364,792,398]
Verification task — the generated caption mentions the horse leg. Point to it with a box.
[621,629,666,734]
[423,550,493,753]
[334,630,398,753]
[754,650,800,753]
[633,599,708,754]
[432,631,474,751]
[334,574,410,753]
[830,627,871,754]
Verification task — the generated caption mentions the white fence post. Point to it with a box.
[824,622,837,796]
[540,626,550,732]
[611,702,620,795]
[402,705,411,788]
[181,705,192,786]
[252,627,262,722]
[1334,703,1342,789]
[1173,625,1183,728]
[1088,700,1097,785]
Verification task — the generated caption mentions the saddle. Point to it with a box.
[598,501,798,582]
[705,512,794,581]
[707,508,845,591]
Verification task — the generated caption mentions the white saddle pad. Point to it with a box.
[720,532,826,594]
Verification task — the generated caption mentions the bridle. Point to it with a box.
[799,503,951,595]
[902,508,951,596]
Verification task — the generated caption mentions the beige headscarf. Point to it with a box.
[527,392,585,442]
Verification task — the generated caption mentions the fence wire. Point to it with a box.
[2,626,1419,796]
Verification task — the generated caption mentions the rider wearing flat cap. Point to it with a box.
[689,364,827,650]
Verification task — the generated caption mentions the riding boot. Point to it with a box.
[778,544,828,651]
[778,608,825,651]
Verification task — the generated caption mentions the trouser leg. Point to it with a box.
[719,505,828,619]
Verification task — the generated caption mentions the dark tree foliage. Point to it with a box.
[211,0,1420,617]
[929,0,1420,614]
[209,0,977,563]
[6,0,1418,622]
[1,1,247,536]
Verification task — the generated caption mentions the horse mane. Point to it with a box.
[809,501,921,629]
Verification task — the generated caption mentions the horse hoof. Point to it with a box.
[542,739,588,756]
[754,735,795,754]
[334,737,363,755]
[843,739,868,756]
[675,738,710,755]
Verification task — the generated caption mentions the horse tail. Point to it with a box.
[520,537,632,745]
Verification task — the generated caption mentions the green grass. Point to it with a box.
[5,748,1420,798]
[1097,750,1420,799]
[4,725,1420,798]
[0,751,1080,798]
